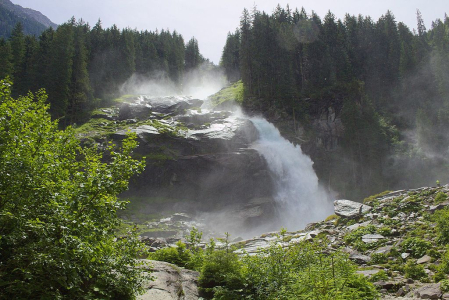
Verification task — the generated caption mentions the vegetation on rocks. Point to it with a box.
[146,185,449,299]
[208,80,244,107]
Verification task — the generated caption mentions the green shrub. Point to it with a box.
[435,192,448,203]
[438,248,449,274]
[198,249,243,299]
[370,253,388,264]
[240,241,379,300]
[434,272,447,283]
[404,260,427,280]
[377,226,392,236]
[441,279,449,292]
[149,241,192,268]
[433,208,449,244]
[0,80,149,299]
[344,225,377,245]
[370,270,389,282]
[344,225,382,252]
[401,237,432,258]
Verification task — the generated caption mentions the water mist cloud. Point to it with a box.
[120,63,227,100]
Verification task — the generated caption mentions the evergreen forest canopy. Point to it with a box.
[0,18,207,127]
[221,6,449,198]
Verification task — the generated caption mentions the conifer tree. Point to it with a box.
[47,22,75,122]
[185,37,201,71]
[220,29,241,82]
[68,21,92,124]
[0,38,13,79]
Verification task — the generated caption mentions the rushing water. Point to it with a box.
[250,117,332,230]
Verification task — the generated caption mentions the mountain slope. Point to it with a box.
[0,0,57,38]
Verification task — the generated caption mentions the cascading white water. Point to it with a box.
[251,117,332,230]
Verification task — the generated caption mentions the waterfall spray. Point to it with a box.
[251,117,332,230]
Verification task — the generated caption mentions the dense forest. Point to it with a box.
[221,6,449,198]
[0,18,206,126]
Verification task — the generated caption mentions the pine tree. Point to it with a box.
[68,21,92,124]
[220,29,241,82]
[33,28,54,92]
[47,22,75,122]
[239,8,253,94]
[0,38,13,79]
[185,37,201,71]
[9,22,25,95]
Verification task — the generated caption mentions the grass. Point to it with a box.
[208,80,244,107]
[74,117,120,139]
[113,94,137,104]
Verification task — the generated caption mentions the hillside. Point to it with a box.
[0,0,57,38]
[144,185,449,299]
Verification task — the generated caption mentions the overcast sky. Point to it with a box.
[11,0,448,64]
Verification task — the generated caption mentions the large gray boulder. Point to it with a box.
[334,199,372,218]
[138,260,199,300]
[414,283,442,299]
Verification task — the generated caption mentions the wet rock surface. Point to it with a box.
[81,95,276,232]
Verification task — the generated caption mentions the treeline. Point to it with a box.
[0,18,204,126]
[221,6,449,197]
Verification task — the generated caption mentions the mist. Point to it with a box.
[119,63,227,100]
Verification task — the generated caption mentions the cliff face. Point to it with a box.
[78,95,277,233]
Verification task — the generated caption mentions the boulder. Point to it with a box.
[334,200,372,218]
[349,253,371,264]
[356,269,381,277]
[361,234,385,243]
[118,103,152,120]
[417,255,432,264]
[138,260,199,300]
[414,283,442,299]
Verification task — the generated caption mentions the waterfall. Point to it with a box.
[250,117,332,230]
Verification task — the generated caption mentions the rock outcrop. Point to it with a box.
[138,260,199,300]
[79,95,276,231]
[334,199,372,218]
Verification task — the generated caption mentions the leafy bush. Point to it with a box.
[0,80,149,298]
[239,241,379,300]
[149,241,192,268]
[377,226,392,236]
[344,225,377,245]
[369,270,389,282]
[404,260,427,280]
[401,237,432,258]
[344,225,381,251]
[433,208,449,244]
[370,253,388,264]
[198,249,243,299]
[441,279,449,292]
[435,192,448,204]
[438,248,449,274]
